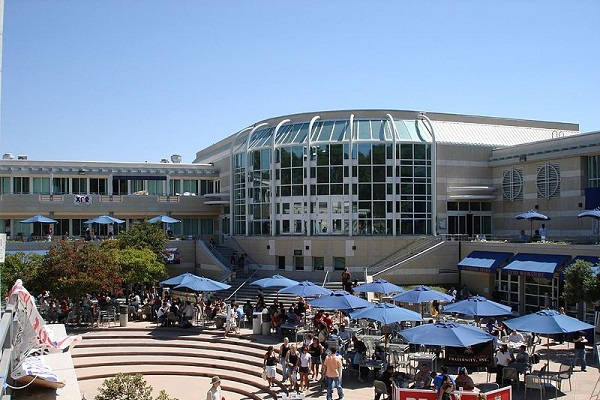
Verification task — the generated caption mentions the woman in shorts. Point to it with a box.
[286,344,300,392]
[298,345,312,391]
[308,337,324,381]
[263,346,278,387]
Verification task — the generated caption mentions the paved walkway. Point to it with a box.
[70,322,599,400]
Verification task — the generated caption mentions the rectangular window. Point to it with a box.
[313,256,324,271]
[319,202,328,213]
[333,256,346,271]
[294,220,303,233]
[294,256,304,271]
[282,220,290,233]
[147,180,164,195]
[200,219,214,234]
[52,177,69,194]
[169,179,181,196]
[90,178,107,195]
[113,178,128,195]
[32,177,50,194]
[278,256,286,270]
[0,177,10,194]
[72,178,87,194]
[182,179,198,194]
[130,179,144,193]
[13,177,30,194]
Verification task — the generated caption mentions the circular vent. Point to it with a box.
[537,163,560,198]
[502,169,523,201]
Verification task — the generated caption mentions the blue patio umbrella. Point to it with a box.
[504,309,594,366]
[84,215,125,224]
[148,215,182,224]
[391,285,454,304]
[353,279,405,295]
[161,272,196,287]
[515,209,550,238]
[172,274,231,292]
[578,208,600,242]
[503,309,593,335]
[250,275,298,288]
[308,290,372,311]
[399,321,494,347]
[350,302,422,325]
[443,296,512,317]
[20,215,58,224]
[278,281,332,298]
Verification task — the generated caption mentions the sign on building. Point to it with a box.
[73,194,92,205]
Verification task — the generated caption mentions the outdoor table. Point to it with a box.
[280,323,299,341]
[357,334,385,343]
[408,352,437,371]
[498,339,526,350]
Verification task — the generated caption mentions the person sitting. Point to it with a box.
[532,229,541,242]
[495,344,514,386]
[413,363,432,389]
[454,367,475,391]
[338,325,350,344]
[518,230,528,242]
[512,345,530,374]
[181,301,195,328]
[438,376,456,400]
[322,313,333,329]
[433,366,455,394]
[508,329,524,343]
[375,365,394,400]
[157,301,170,326]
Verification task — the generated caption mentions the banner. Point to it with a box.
[393,387,511,400]
[73,194,92,205]
[8,279,81,352]
[445,341,494,367]
[0,233,5,263]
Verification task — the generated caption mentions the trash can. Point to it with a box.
[252,312,262,335]
[119,304,128,327]
[261,321,271,335]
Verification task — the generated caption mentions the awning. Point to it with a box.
[501,253,571,279]
[458,251,513,273]
[112,175,166,181]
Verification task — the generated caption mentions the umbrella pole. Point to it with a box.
[530,220,533,239]
[547,336,550,368]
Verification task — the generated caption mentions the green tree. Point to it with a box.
[117,247,167,285]
[95,374,153,400]
[94,374,179,400]
[0,253,43,298]
[563,259,597,304]
[117,222,168,258]
[34,241,121,299]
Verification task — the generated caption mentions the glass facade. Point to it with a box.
[588,155,600,188]
[232,116,432,236]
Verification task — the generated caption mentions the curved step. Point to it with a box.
[73,343,266,360]
[76,365,282,399]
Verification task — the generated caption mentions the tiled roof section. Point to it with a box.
[431,120,579,147]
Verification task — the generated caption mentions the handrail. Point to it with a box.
[322,270,329,287]
[225,269,258,302]
[197,240,232,283]
[228,236,261,268]
[369,236,442,274]
[373,240,446,278]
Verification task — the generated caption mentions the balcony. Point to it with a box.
[0,193,222,216]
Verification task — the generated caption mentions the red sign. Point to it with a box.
[394,387,511,400]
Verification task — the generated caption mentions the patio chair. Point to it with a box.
[373,380,388,400]
[525,374,544,400]
[555,363,573,392]
[477,382,499,392]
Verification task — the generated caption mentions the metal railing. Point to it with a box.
[322,270,329,287]
[225,269,258,302]
[369,236,443,274]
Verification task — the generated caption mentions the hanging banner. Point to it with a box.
[445,341,494,367]
[8,279,81,352]
[73,194,92,205]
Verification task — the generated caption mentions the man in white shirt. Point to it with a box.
[539,224,548,240]
[206,376,222,400]
[508,330,524,343]
[495,344,514,386]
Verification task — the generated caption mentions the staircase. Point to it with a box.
[368,236,444,276]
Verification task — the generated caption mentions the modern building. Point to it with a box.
[3,109,600,313]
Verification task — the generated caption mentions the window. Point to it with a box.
[32,177,50,194]
[113,178,128,195]
[588,156,600,188]
[278,256,286,270]
[502,168,523,201]
[294,256,304,271]
[89,178,107,195]
[13,177,30,194]
[52,178,69,194]
[0,177,9,194]
[72,178,87,194]
[169,179,181,196]
[313,256,324,271]
[182,179,198,194]
[147,180,164,195]
[333,257,346,271]
[200,219,213,234]
[130,179,144,193]
[536,162,560,199]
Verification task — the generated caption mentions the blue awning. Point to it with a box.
[458,251,513,273]
[501,253,571,279]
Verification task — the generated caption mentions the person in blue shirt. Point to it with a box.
[433,366,455,394]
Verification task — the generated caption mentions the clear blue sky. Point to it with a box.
[1,1,598,163]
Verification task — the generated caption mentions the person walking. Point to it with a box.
[286,344,300,393]
[574,331,588,371]
[263,346,278,387]
[280,337,290,384]
[206,376,222,400]
[322,348,344,400]
[341,268,352,293]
